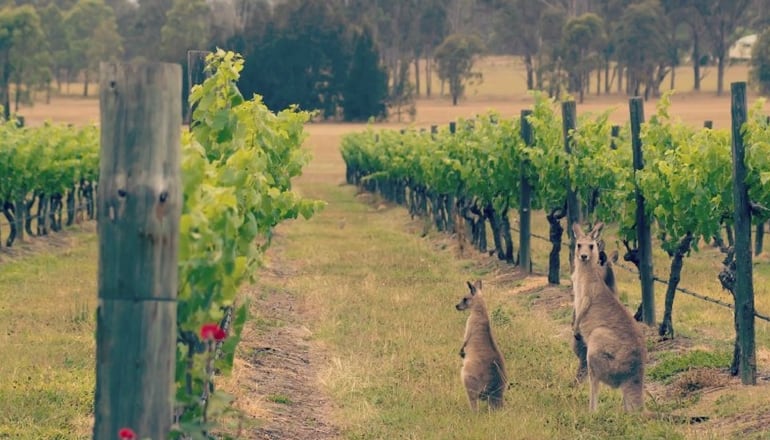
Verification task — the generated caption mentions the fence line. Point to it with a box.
[512,225,770,323]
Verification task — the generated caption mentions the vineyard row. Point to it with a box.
[340,87,767,383]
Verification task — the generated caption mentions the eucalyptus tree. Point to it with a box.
[434,33,485,105]
[539,6,568,97]
[38,3,70,98]
[562,12,605,102]
[0,6,46,119]
[65,0,122,96]
[693,0,751,96]
[160,0,210,63]
[614,0,667,99]
[750,29,770,94]
[7,6,47,115]
[490,0,548,91]
[415,0,448,97]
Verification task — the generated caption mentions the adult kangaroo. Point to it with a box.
[572,222,646,412]
[572,224,619,383]
[456,280,507,411]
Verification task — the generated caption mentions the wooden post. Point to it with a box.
[519,109,533,272]
[730,81,756,385]
[449,121,456,134]
[94,62,182,439]
[186,50,211,126]
[562,100,580,272]
[630,97,655,326]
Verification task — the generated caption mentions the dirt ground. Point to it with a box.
[17,85,766,130]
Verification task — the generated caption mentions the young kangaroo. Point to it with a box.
[572,225,619,383]
[456,280,507,411]
[572,222,646,412]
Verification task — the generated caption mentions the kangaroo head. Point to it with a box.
[455,280,482,311]
[573,222,604,265]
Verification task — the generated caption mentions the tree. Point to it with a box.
[562,13,605,103]
[160,0,210,62]
[123,0,173,61]
[0,6,46,120]
[38,3,70,98]
[538,6,567,97]
[416,0,448,97]
[614,1,668,99]
[434,33,484,105]
[239,0,351,118]
[750,29,770,94]
[343,27,388,121]
[9,7,49,112]
[491,0,548,91]
[694,0,751,96]
[65,0,122,96]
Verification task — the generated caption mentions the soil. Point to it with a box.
[226,250,340,440]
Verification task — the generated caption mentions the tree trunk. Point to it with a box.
[525,53,535,90]
[693,35,701,91]
[658,233,694,339]
[596,66,600,95]
[424,60,431,97]
[83,70,89,97]
[14,77,21,112]
[716,54,725,96]
[414,57,421,97]
[670,63,676,90]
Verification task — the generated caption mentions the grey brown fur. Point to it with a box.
[572,226,619,383]
[572,222,646,412]
[456,280,507,411]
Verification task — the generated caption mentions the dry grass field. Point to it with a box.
[3,56,770,439]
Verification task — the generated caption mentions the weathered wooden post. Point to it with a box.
[449,121,456,134]
[94,62,182,438]
[519,109,533,272]
[630,97,655,326]
[730,81,757,385]
[562,100,580,272]
[186,50,211,127]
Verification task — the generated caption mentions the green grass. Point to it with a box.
[648,351,732,383]
[0,231,97,439]
[257,183,701,439]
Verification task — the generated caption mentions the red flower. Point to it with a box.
[200,323,227,342]
[118,427,136,440]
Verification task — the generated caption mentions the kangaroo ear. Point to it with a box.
[590,222,604,240]
[572,222,584,238]
[467,281,476,295]
[474,279,482,291]
[610,249,619,263]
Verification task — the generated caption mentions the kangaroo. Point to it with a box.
[455,280,507,411]
[572,222,646,412]
[572,224,619,383]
